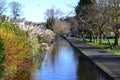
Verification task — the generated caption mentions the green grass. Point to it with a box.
[76,38,120,55]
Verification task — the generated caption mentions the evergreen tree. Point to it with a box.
[80,0,92,6]
[46,16,55,31]
[75,0,95,15]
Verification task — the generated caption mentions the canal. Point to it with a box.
[31,38,106,80]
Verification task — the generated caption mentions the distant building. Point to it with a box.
[37,23,46,29]
[24,21,46,31]
[0,15,10,22]
[10,18,25,30]
[0,15,46,31]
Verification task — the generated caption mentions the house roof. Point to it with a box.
[10,18,24,22]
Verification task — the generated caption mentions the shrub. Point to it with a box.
[0,21,31,79]
[0,38,5,79]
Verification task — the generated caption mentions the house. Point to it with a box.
[10,18,25,30]
[36,22,46,29]
[0,15,10,22]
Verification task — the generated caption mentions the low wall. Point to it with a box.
[62,36,113,80]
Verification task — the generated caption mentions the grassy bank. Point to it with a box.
[76,38,120,55]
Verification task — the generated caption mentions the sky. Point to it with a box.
[6,0,79,22]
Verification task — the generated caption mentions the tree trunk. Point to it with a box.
[118,35,120,46]
[92,34,97,44]
[99,33,103,44]
[93,35,96,44]
[81,33,86,41]
[103,35,113,49]
[89,32,93,42]
[114,33,119,48]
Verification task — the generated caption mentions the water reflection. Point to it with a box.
[30,52,45,80]
[32,38,106,80]
[76,53,106,80]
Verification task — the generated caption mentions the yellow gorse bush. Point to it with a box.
[0,22,31,79]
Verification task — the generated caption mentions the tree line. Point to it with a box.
[45,7,71,35]
[75,0,120,48]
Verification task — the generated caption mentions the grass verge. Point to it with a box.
[76,38,120,55]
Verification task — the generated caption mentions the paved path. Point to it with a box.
[66,37,120,80]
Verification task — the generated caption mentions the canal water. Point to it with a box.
[31,38,106,80]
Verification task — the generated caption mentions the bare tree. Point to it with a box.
[44,7,63,20]
[45,8,54,20]
[107,0,120,47]
[76,0,112,43]
[91,0,111,44]
[75,0,120,48]
[64,17,78,37]
[9,1,22,20]
[75,0,98,41]
[54,20,70,35]
[0,0,7,21]
[0,0,6,15]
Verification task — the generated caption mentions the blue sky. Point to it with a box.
[6,0,79,22]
